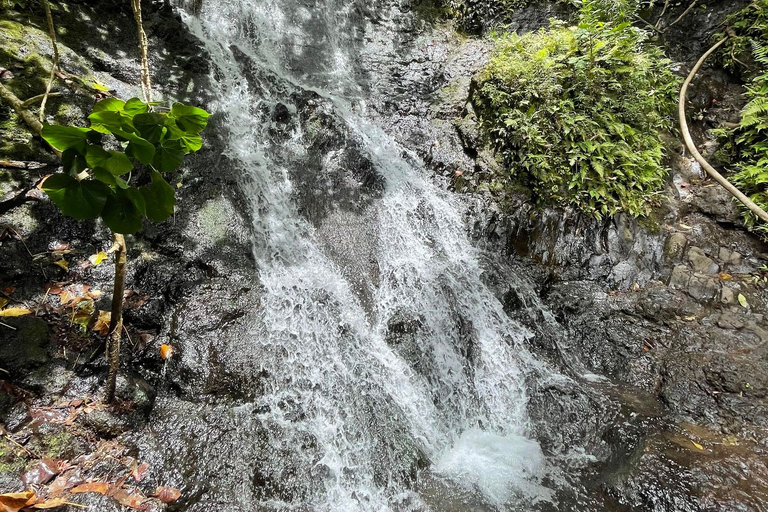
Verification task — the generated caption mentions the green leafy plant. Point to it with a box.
[470,15,678,218]
[711,2,768,232]
[40,96,209,402]
[41,97,208,233]
[715,0,768,80]
[717,44,768,231]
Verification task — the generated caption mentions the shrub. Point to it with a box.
[710,1,768,231]
[722,45,768,231]
[470,16,678,218]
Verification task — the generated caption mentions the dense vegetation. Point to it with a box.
[715,0,768,231]
[470,0,678,218]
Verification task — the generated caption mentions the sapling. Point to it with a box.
[41,97,209,402]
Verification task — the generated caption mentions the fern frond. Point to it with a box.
[741,96,768,128]
[752,40,768,67]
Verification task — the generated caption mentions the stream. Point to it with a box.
[165,0,563,509]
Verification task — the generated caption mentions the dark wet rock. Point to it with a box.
[0,316,50,374]
[83,409,133,438]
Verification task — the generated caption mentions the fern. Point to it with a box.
[740,95,768,129]
[717,3,768,231]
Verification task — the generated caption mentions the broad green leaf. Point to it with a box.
[61,148,88,175]
[86,147,131,178]
[92,167,129,189]
[101,188,143,234]
[738,293,749,308]
[104,151,133,176]
[42,124,91,152]
[171,103,210,134]
[167,124,202,152]
[92,98,126,113]
[89,111,125,134]
[123,98,149,117]
[133,112,167,143]
[124,186,147,215]
[152,138,185,172]
[140,171,176,222]
[85,145,112,168]
[112,129,155,164]
[42,174,110,219]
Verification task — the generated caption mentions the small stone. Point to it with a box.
[687,246,719,274]
[664,233,687,261]
[687,275,719,301]
[717,312,744,330]
[669,265,690,289]
[721,287,738,305]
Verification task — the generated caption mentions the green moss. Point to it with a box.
[0,439,27,475]
[470,12,678,218]
[40,431,72,458]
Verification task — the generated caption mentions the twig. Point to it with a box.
[0,159,50,169]
[21,92,62,108]
[39,0,60,122]
[7,227,35,258]
[36,286,51,316]
[655,0,671,30]
[0,187,36,216]
[0,322,17,330]
[664,0,698,32]
[679,37,768,224]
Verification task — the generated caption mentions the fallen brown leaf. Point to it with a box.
[112,488,148,510]
[71,482,109,495]
[154,486,181,503]
[26,497,70,509]
[131,463,150,483]
[93,311,111,336]
[0,491,35,512]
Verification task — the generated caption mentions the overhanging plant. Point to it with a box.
[41,97,210,402]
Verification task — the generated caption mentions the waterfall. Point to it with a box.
[174,0,554,509]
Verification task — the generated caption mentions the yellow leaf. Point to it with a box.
[93,311,111,336]
[691,440,704,451]
[0,491,35,512]
[0,298,7,309]
[160,344,174,360]
[738,293,748,308]
[719,273,732,281]
[88,252,108,266]
[679,223,693,230]
[53,259,69,272]
[0,307,32,317]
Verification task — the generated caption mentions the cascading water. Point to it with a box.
[170,0,556,509]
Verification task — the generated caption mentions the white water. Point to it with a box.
[178,0,553,509]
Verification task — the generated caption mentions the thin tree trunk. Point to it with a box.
[131,0,152,103]
[105,233,127,403]
[39,0,60,122]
